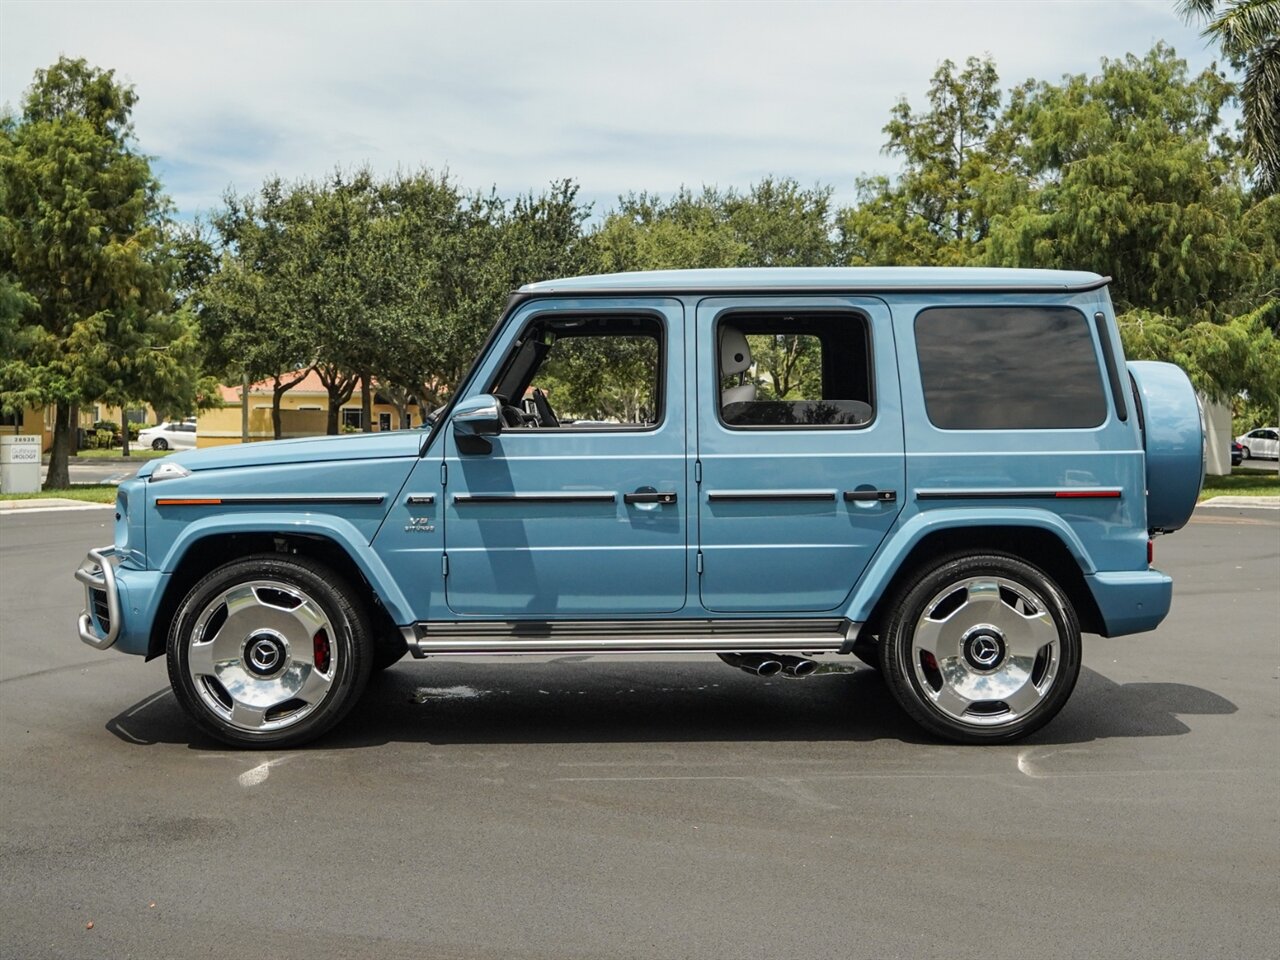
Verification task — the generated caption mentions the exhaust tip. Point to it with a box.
[755,658,783,677]
[785,658,818,677]
[717,652,784,677]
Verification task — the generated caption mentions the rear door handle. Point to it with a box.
[843,489,897,503]
[624,491,678,505]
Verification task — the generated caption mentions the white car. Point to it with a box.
[138,420,197,451]
[1235,427,1279,460]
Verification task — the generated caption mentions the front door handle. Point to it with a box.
[624,491,677,505]
[843,489,897,503]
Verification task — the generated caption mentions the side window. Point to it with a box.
[490,314,663,429]
[915,306,1107,430]
[716,312,873,428]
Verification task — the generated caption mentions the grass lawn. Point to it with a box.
[0,484,118,503]
[1200,469,1280,500]
[72,447,170,460]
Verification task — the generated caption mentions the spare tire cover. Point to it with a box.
[1128,360,1203,533]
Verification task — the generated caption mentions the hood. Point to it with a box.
[136,430,426,477]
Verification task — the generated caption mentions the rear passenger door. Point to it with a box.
[694,297,905,613]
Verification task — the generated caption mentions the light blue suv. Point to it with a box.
[76,268,1203,746]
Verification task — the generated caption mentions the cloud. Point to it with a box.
[0,0,1222,219]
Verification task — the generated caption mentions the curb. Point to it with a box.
[1198,496,1280,510]
[42,456,164,464]
[0,498,113,513]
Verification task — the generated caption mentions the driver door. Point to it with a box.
[442,298,688,617]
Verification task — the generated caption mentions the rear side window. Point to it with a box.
[715,312,874,429]
[915,306,1106,430]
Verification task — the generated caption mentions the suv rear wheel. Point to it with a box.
[166,554,373,747]
[880,553,1081,743]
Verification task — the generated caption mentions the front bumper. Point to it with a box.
[76,545,120,649]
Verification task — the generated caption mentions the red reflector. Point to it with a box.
[1148,539,1154,566]
[313,630,331,672]
[1055,490,1121,499]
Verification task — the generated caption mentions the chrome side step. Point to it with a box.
[401,618,860,658]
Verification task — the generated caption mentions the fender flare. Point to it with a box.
[842,507,1096,623]
[156,512,416,626]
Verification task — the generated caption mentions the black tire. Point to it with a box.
[1241,446,1250,460]
[879,553,1081,744]
[166,553,373,748]
[152,438,168,450]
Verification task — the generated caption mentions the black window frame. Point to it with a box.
[712,308,877,432]
[914,304,1109,432]
[487,309,668,434]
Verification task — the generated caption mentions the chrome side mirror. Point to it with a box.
[452,394,503,454]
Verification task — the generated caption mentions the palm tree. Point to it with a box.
[1179,0,1280,192]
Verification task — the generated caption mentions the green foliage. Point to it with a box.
[1179,0,1280,193]
[1200,471,1280,498]
[594,178,834,272]
[31,43,1266,446]
[536,335,659,423]
[198,169,595,429]
[747,335,822,400]
[1120,301,1280,406]
[0,483,117,503]
[0,57,198,486]
[987,46,1250,321]
[837,57,1007,265]
[203,176,317,428]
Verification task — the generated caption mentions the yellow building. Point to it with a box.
[0,374,421,451]
[1,403,158,452]
[198,372,426,448]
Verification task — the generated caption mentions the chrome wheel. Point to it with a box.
[152,438,168,450]
[187,579,338,734]
[880,553,1081,743]
[910,576,1061,726]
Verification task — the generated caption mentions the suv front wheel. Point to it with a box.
[166,554,373,748]
[880,553,1081,743]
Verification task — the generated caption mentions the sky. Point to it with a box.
[0,0,1227,222]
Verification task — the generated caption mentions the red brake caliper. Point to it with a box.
[313,631,331,672]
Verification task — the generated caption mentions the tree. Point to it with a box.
[836,57,1008,265]
[594,178,834,272]
[594,188,744,272]
[987,45,1248,320]
[748,333,823,400]
[203,180,317,439]
[1120,303,1280,413]
[403,178,593,410]
[978,45,1277,420]
[0,58,182,486]
[290,170,383,434]
[371,169,479,421]
[1179,0,1280,193]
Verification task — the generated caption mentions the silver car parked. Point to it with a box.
[137,420,197,451]
[1235,427,1279,461]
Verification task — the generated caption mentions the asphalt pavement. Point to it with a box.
[1,506,1277,959]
